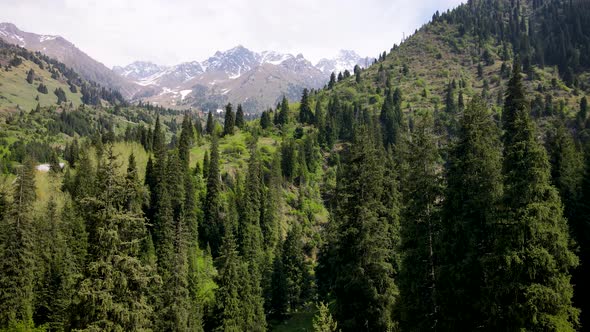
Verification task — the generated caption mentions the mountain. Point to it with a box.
[0,22,139,99]
[315,50,373,75]
[112,61,167,81]
[116,46,370,112]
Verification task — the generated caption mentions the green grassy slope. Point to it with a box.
[0,58,82,111]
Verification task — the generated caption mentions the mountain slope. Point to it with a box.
[0,40,126,111]
[320,0,589,120]
[0,23,140,99]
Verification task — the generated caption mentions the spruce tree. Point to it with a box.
[72,146,154,331]
[489,61,579,331]
[313,302,338,332]
[437,97,503,330]
[278,96,290,126]
[235,104,245,129]
[206,111,215,135]
[398,113,442,331]
[299,88,313,124]
[329,126,398,331]
[214,230,244,331]
[223,103,235,136]
[201,135,224,256]
[0,158,37,328]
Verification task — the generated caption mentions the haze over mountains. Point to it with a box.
[0,22,372,112]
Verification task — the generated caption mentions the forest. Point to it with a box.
[1,0,590,331]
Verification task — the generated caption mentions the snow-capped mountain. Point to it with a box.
[113,61,167,81]
[316,50,373,75]
[114,46,371,112]
[0,22,141,98]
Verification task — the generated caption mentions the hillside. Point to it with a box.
[0,23,141,99]
[321,0,589,121]
[0,40,127,111]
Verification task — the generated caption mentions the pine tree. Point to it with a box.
[0,158,37,328]
[437,97,503,330]
[223,103,235,136]
[329,126,398,331]
[489,61,579,331]
[398,113,442,331]
[235,104,245,129]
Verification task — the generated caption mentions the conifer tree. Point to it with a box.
[223,103,235,136]
[546,122,584,223]
[328,73,336,89]
[489,61,579,331]
[572,150,590,328]
[278,96,290,126]
[281,224,310,312]
[235,104,245,129]
[313,302,338,332]
[214,230,245,331]
[0,158,37,328]
[299,88,313,124]
[72,146,154,331]
[26,69,34,84]
[206,111,215,135]
[201,135,224,256]
[329,126,398,331]
[437,97,502,330]
[398,113,442,331]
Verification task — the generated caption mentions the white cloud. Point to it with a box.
[0,0,464,67]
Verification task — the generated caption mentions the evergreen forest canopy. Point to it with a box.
[1,0,590,331]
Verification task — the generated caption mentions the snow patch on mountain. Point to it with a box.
[39,35,57,43]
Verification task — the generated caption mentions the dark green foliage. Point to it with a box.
[72,146,155,331]
[328,72,336,89]
[572,150,590,328]
[54,87,67,104]
[223,103,235,136]
[488,61,579,331]
[206,111,215,135]
[37,83,48,94]
[26,69,34,84]
[235,104,245,129]
[437,97,502,330]
[379,87,402,148]
[326,126,399,331]
[398,114,442,331]
[299,89,314,124]
[260,111,272,130]
[0,158,37,328]
[278,96,290,126]
[546,122,584,223]
[201,136,224,256]
[280,224,310,312]
[281,139,296,181]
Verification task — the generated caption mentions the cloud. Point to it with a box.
[0,0,464,67]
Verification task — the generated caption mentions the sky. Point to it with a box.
[0,0,464,68]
